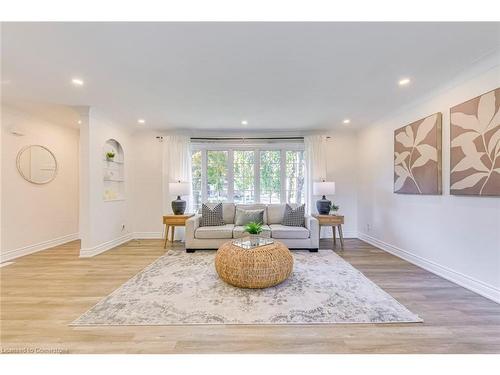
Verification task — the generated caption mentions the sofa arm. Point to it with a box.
[185,215,201,246]
[305,215,319,247]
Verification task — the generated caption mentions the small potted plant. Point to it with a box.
[244,221,263,246]
[106,151,116,161]
[330,203,340,215]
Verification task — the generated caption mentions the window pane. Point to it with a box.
[286,150,305,204]
[207,150,228,202]
[234,150,255,204]
[260,151,281,203]
[191,150,202,213]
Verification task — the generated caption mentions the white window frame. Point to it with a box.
[191,142,304,204]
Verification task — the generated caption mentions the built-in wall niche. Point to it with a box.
[103,139,125,201]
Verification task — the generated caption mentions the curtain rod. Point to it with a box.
[191,136,304,141]
[156,136,331,141]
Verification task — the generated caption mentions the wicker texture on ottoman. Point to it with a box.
[215,240,294,289]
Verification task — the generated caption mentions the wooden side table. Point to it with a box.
[313,214,345,250]
[163,214,194,248]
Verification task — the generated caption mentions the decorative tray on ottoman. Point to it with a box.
[232,236,274,250]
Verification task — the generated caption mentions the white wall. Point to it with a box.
[131,130,164,238]
[357,62,500,303]
[79,108,133,256]
[324,133,358,238]
[1,106,79,261]
[130,129,359,239]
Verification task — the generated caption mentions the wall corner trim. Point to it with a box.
[358,232,500,304]
[79,234,133,258]
[0,233,80,262]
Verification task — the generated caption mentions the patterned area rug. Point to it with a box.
[72,250,422,325]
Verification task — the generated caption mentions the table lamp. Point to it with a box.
[313,180,336,215]
[169,181,191,215]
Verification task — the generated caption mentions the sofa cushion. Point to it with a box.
[234,208,265,226]
[270,224,310,239]
[267,204,285,224]
[281,204,305,227]
[195,224,234,239]
[233,225,271,239]
[235,204,268,224]
[222,203,235,224]
[200,203,225,226]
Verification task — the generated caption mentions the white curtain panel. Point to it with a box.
[304,135,328,215]
[162,135,192,240]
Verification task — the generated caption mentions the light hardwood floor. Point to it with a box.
[1,238,499,354]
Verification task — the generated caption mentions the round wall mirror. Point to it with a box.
[16,145,58,184]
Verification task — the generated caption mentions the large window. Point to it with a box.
[191,150,202,213]
[191,144,304,208]
[285,150,305,204]
[207,150,228,202]
[260,150,281,204]
[234,150,254,204]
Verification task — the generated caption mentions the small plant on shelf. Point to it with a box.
[106,151,116,161]
[244,221,263,235]
[330,203,340,215]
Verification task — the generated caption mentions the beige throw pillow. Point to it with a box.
[234,208,264,226]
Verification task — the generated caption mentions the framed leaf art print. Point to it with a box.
[450,88,500,196]
[394,113,442,194]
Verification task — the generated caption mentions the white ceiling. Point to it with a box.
[2,22,499,131]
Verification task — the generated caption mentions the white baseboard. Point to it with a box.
[133,232,163,239]
[79,233,133,258]
[0,233,79,262]
[358,232,500,304]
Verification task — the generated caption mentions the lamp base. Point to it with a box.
[316,195,331,215]
[171,196,186,215]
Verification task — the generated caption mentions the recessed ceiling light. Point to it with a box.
[77,120,82,125]
[71,78,84,86]
[343,119,351,124]
[398,78,411,86]
[138,119,146,124]
[241,120,248,126]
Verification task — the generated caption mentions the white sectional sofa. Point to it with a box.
[185,203,319,252]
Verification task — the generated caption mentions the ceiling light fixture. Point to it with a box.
[343,119,351,124]
[138,119,146,124]
[71,78,84,86]
[77,120,82,125]
[241,120,248,126]
[398,78,411,86]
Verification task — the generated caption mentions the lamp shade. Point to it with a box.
[313,181,336,196]
[169,181,191,197]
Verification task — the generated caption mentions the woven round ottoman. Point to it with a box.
[215,239,294,289]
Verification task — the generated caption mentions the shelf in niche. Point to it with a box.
[103,198,125,202]
[103,138,125,202]
[103,159,124,164]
